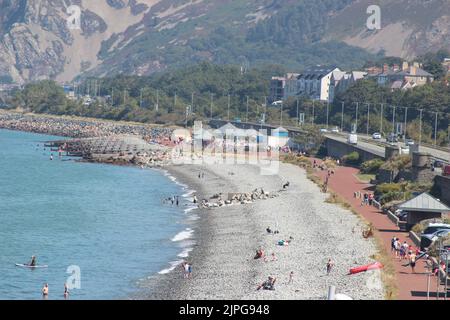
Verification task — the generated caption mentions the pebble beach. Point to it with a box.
[144,161,385,300]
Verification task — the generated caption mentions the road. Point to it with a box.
[326,132,450,163]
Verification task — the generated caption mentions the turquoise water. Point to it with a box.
[0,129,193,300]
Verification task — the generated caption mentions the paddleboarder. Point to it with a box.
[29,255,37,267]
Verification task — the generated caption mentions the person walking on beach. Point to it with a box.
[188,263,193,279]
[288,271,294,285]
[326,259,334,275]
[176,196,179,206]
[42,283,49,299]
[182,262,189,279]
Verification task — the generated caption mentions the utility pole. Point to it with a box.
[404,107,408,141]
[419,109,423,146]
[434,112,439,145]
[227,94,231,122]
[280,101,283,127]
[366,103,370,136]
[445,250,448,300]
[246,96,249,123]
[140,88,143,108]
[210,93,214,120]
[355,102,359,133]
[174,93,177,112]
[380,103,384,134]
[312,100,315,126]
[155,89,159,111]
[341,101,344,132]
[123,89,127,105]
[392,106,396,135]
[111,88,114,106]
[296,98,299,126]
[326,102,329,129]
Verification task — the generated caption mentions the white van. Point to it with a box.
[348,134,358,145]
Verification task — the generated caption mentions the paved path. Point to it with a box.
[312,162,445,300]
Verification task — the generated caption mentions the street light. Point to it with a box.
[366,103,370,135]
[404,107,408,141]
[380,103,384,135]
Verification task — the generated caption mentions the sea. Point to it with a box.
[0,129,197,300]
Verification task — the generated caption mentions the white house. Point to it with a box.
[329,71,367,101]
[297,66,341,102]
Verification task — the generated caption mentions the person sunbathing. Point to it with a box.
[254,249,265,259]
[257,276,276,291]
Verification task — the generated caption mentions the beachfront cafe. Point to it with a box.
[397,193,450,230]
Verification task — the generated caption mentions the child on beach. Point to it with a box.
[326,259,334,275]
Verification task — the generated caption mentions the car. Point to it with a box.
[405,139,415,146]
[423,223,450,235]
[443,165,450,177]
[397,212,408,222]
[347,133,358,145]
[387,133,398,143]
[271,100,283,106]
[320,128,329,133]
[331,127,340,133]
[372,132,382,140]
[433,160,445,168]
[400,145,410,155]
[420,229,450,250]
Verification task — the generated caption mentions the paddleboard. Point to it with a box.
[15,264,48,269]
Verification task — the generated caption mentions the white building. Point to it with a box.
[297,66,341,102]
[329,71,367,101]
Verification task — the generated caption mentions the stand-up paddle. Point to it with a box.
[16,255,48,269]
[15,264,48,269]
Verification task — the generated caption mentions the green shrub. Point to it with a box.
[343,151,360,165]
[381,155,412,171]
[361,159,385,174]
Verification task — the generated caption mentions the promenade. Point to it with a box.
[313,163,445,300]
